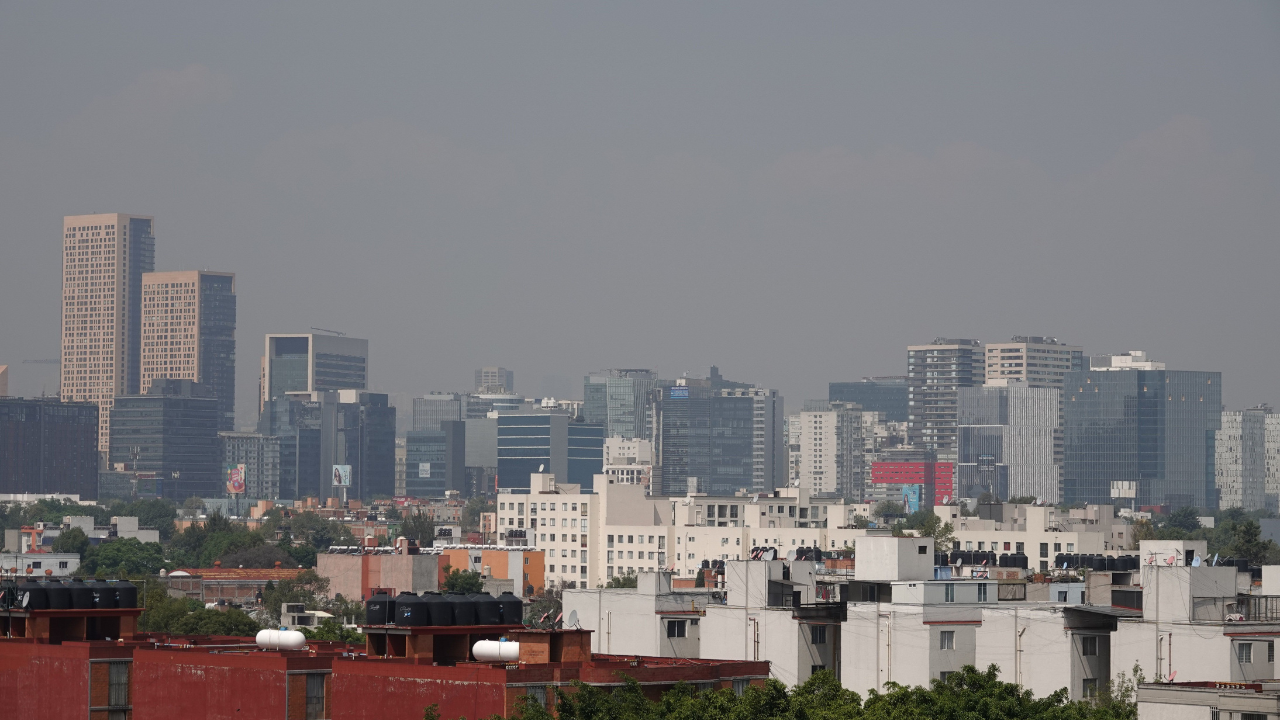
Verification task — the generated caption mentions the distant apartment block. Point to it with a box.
[141,270,236,430]
[60,213,156,450]
[906,338,985,456]
[1216,406,1274,512]
[796,401,863,499]
[220,431,282,499]
[957,385,1061,503]
[475,366,514,393]
[983,336,1082,388]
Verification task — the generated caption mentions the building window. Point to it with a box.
[732,679,750,696]
[939,671,955,682]
[59,561,69,569]
[1242,714,1268,720]
[1016,542,1024,553]
[1082,636,1098,656]
[304,673,325,720]
[1082,679,1098,698]
[978,584,988,602]
[1039,543,1048,558]
[811,665,826,674]
[108,662,129,707]
[527,686,548,708]
[1270,642,1275,663]
[1239,643,1254,664]
[944,584,955,603]
[667,620,687,638]
[939,630,955,650]
[811,626,827,644]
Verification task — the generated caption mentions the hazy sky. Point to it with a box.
[2,3,1278,427]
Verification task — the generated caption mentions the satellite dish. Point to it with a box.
[538,464,545,473]
[567,610,579,628]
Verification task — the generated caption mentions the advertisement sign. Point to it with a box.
[669,386,689,399]
[225,464,246,494]
[418,462,432,479]
[332,464,352,487]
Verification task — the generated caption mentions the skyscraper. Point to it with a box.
[982,337,1083,388]
[906,338,984,456]
[652,370,785,495]
[1216,407,1271,512]
[496,414,604,491]
[109,379,221,499]
[475,367,514,393]
[957,385,1061,503]
[61,213,155,450]
[141,271,237,430]
[582,369,659,440]
[412,392,467,432]
[259,333,369,411]
[0,397,99,497]
[1062,354,1222,509]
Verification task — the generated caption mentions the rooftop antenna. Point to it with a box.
[310,327,346,337]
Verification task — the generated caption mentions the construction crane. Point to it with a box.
[310,327,346,337]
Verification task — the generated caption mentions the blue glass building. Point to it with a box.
[497,414,604,491]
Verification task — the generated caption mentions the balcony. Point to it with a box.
[792,603,847,623]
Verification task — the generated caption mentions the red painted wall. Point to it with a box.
[0,641,94,718]
[330,660,509,720]
[131,648,329,720]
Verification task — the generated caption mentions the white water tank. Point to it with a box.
[472,640,520,662]
[256,629,307,651]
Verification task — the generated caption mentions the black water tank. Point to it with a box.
[497,591,523,625]
[19,580,47,610]
[395,592,431,627]
[91,580,118,609]
[948,551,962,565]
[423,592,453,626]
[365,592,392,625]
[449,592,477,625]
[46,581,72,609]
[67,580,94,609]
[1236,558,1251,573]
[1016,553,1029,569]
[472,593,502,625]
[114,581,138,609]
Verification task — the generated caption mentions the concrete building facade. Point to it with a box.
[140,270,236,431]
[906,338,985,457]
[259,333,369,412]
[60,213,156,451]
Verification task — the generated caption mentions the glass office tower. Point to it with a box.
[583,369,659,440]
[1063,368,1221,509]
[829,377,908,422]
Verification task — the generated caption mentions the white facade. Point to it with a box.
[935,503,1133,567]
[983,337,1082,388]
[1090,350,1166,371]
[797,403,863,499]
[602,436,653,489]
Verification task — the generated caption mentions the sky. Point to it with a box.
[1,3,1278,428]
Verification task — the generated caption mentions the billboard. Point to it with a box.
[669,386,689,399]
[332,464,352,487]
[418,462,432,478]
[225,464,246,494]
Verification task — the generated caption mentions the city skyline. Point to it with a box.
[1,4,1276,425]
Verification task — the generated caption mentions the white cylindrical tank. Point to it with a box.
[256,629,307,651]
[472,640,520,662]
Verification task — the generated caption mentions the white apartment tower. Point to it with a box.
[60,213,155,450]
[797,401,863,499]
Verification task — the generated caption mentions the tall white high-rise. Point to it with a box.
[60,213,155,451]
[796,401,863,499]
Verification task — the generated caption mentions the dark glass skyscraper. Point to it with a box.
[496,414,604,491]
[109,379,221,499]
[829,377,908,422]
[0,398,99,498]
[405,420,465,497]
[1062,368,1222,509]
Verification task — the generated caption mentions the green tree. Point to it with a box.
[217,544,300,569]
[604,573,638,588]
[442,566,485,594]
[81,538,167,576]
[172,607,261,636]
[260,569,331,625]
[398,513,436,545]
[872,501,905,518]
[300,617,363,644]
[138,582,204,632]
[462,496,495,533]
[1165,506,1202,532]
[51,527,90,559]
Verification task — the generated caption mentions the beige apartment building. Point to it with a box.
[60,213,155,450]
[140,270,237,429]
[983,336,1083,388]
